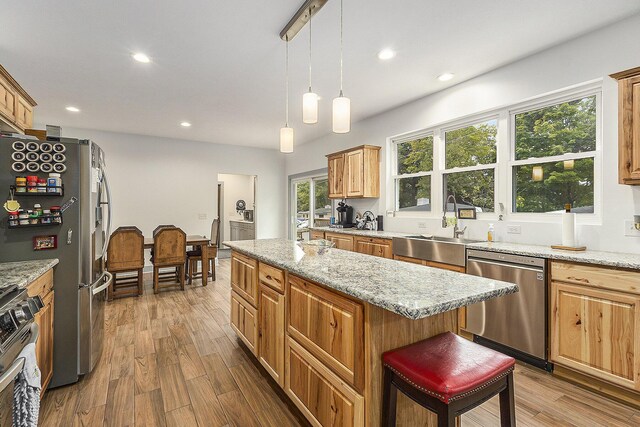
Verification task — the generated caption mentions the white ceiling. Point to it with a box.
[2,1,639,149]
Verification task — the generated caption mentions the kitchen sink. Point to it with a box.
[392,235,482,267]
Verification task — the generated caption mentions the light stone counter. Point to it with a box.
[0,259,59,289]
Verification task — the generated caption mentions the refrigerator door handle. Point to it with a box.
[100,164,112,259]
[92,271,112,295]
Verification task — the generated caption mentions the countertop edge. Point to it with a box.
[0,259,59,289]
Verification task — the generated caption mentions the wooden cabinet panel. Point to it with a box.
[550,281,640,390]
[551,261,640,295]
[230,290,258,355]
[328,154,346,198]
[258,284,285,386]
[285,338,364,427]
[26,269,54,299]
[324,232,354,252]
[0,74,15,122]
[393,255,426,265]
[15,95,33,130]
[353,237,392,259]
[426,260,466,273]
[611,68,640,185]
[35,290,54,393]
[258,262,285,293]
[231,252,258,307]
[345,149,364,197]
[287,275,364,391]
[310,231,325,241]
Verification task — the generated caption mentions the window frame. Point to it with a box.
[507,86,602,220]
[289,173,330,240]
[387,80,603,224]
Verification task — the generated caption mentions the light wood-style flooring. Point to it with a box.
[39,259,640,426]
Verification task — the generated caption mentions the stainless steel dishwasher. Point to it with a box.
[466,249,551,371]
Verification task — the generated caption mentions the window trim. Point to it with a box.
[392,132,435,213]
[387,80,602,223]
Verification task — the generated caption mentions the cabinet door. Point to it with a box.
[288,275,364,391]
[230,291,258,355]
[35,290,54,394]
[393,255,425,265]
[285,338,364,427]
[231,252,258,307]
[0,75,15,122]
[345,149,364,197]
[551,282,640,390]
[325,233,353,252]
[618,75,640,184]
[15,95,33,130]
[328,154,346,198]
[353,237,392,259]
[259,284,285,386]
[310,231,325,241]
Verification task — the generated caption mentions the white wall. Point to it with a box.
[218,173,255,241]
[286,13,640,254]
[54,127,286,265]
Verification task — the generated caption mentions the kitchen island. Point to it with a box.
[224,238,517,426]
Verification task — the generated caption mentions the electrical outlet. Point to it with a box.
[198,213,207,220]
[507,225,522,234]
[418,221,427,229]
[624,220,640,237]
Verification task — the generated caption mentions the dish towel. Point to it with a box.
[12,343,41,427]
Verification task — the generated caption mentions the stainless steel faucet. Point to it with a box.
[442,194,467,238]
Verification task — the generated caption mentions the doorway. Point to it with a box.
[217,174,257,245]
[290,175,330,240]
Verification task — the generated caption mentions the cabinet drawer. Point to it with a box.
[393,255,426,265]
[353,237,392,259]
[324,232,354,252]
[285,338,364,427]
[231,252,258,307]
[310,231,325,241]
[259,262,285,293]
[230,291,258,355]
[287,275,364,392]
[26,269,54,298]
[551,261,640,295]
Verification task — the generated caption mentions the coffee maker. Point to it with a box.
[336,201,354,228]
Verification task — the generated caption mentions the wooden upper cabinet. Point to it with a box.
[550,261,640,391]
[326,145,380,199]
[611,66,640,185]
[0,65,36,132]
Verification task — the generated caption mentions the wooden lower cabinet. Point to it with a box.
[285,338,364,427]
[231,252,258,307]
[353,237,392,259]
[324,232,354,252]
[230,290,258,355]
[26,268,54,395]
[258,283,285,386]
[393,254,425,265]
[551,280,640,390]
[310,230,325,241]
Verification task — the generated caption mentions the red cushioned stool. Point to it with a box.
[382,332,516,427]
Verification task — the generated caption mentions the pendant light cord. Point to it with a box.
[285,36,289,127]
[308,8,312,91]
[339,0,344,96]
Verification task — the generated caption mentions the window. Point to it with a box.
[291,176,330,240]
[443,119,498,212]
[512,95,596,213]
[393,136,433,212]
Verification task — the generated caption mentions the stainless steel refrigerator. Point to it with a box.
[0,135,112,387]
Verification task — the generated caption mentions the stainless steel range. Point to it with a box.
[0,287,43,425]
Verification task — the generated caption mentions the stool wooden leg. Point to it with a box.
[382,367,398,427]
[137,268,143,296]
[153,267,159,294]
[179,264,185,291]
[211,258,216,281]
[499,372,516,427]
[437,405,456,427]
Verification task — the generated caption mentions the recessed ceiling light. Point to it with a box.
[132,52,150,63]
[65,106,80,112]
[438,73,455,82]
[377,49,396,60]
[180,121,192,127]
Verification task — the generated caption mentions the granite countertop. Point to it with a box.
[224,239,518,320]
[309,226,411,240]
[0,259,59,289]
[467,242,640,270]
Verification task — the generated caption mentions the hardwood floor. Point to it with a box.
[39,259,640,426]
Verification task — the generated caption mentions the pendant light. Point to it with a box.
[280,37,294,153]
[303,7,318,124]
[332,0,351,133]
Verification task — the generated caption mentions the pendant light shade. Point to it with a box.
[303,91,318,124]
[280,126,294,153]
[332,94,351,133]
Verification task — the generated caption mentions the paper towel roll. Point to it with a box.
[562,212,576,247]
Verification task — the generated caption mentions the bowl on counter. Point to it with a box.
[298,239,335,256]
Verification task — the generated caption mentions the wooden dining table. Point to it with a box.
[144,235,210,285]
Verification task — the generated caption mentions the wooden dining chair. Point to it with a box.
[186,218,220,284]
[151,226,187,293]
[151,224,180,281]
[106,226,145,300]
